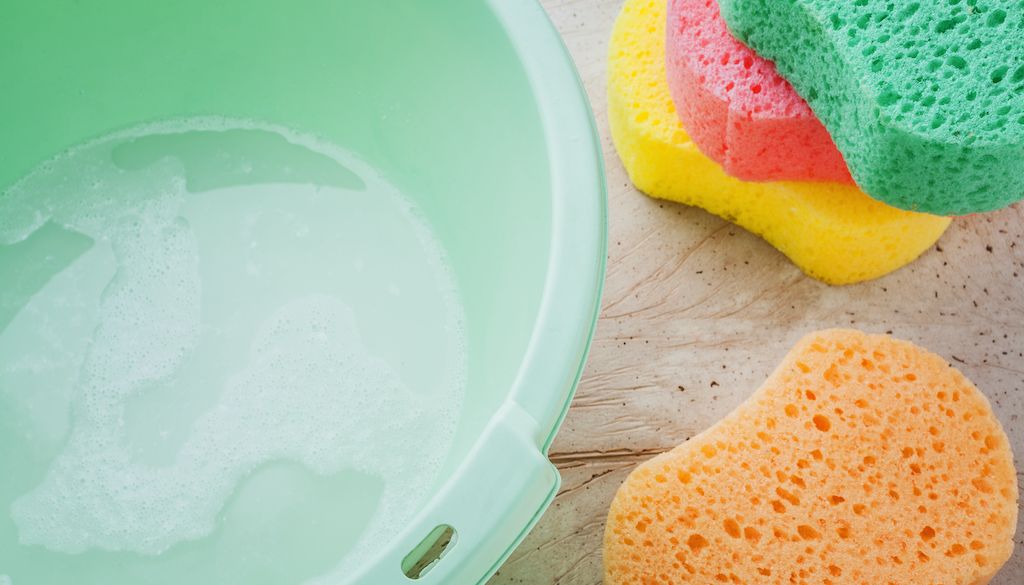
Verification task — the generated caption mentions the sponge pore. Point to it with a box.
[719,0,1024,215]
[608,0,950,285]
[666,0,852,183]
[604,329,1019,585]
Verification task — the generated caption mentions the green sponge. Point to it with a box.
[719,0,1024,215]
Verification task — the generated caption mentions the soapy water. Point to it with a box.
[0,119,466,582]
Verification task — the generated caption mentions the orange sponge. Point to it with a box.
[605,330,1018,585]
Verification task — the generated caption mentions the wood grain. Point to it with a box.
[491,1,1024,583]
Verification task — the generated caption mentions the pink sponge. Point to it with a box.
[665,0,852,183]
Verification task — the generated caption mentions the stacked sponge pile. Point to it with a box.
[609,0,1024,284]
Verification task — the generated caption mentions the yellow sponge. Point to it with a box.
[604,329,1019,585]
[608,0,952,285]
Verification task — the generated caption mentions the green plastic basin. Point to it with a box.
[0,0,606,583]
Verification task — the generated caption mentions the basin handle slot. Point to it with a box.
[401,524,458,579]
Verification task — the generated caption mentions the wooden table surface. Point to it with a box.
[491,1,1024,582]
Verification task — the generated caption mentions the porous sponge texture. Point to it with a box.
[718,0,1024,215]
[608,0,950,285]
[604,329,1019,585]
[665,0,852,183]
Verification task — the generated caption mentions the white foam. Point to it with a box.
[2,118,467,582]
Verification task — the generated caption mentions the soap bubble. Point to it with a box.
[2,118,467,583]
